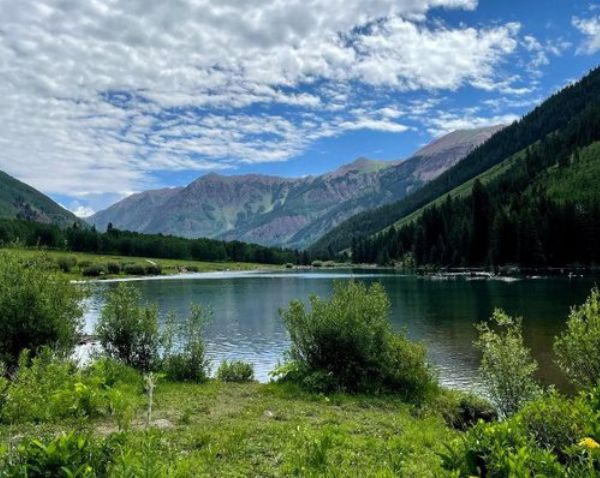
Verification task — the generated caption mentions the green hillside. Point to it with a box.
[0,170,82,227]
[309,66,600,257]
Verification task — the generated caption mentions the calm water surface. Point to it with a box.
[83,270,596,391]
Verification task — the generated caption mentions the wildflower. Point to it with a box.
[579,437,600,449]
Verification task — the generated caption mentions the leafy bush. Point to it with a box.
[311,260,323,268]
[433,389,497,430]
[278,281,435,398]
[0,431,124,477]
[56,255,77,273]
[144,263,162,275]
[0,350,142,425]
[217,360,254,382]
[0,252,85,366]
[475,309,541,417]
[106,262,121,275]
[82,263,107,277]
[186,265,200,272]
[78,260,91,269]
[554,287,600,389]
[162,306,211,382]
[441,389,600,477]
[96,284,161,372]
[123,264,147,275]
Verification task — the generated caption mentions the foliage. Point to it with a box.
[0,252,85,366]
[441,387,600,477]
[0,350,142,425]
[216,360,254,382]
[279,281,435,398]
[431,389,497,431]
[56,255,77,273]
[95,284,161,372]
[82,263,107,277]
[0,431,124,478]
[474,309,541,417]
[554,287,600,389]
[162,306,211,383]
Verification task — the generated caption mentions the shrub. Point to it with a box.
[123,264,147,276]
[0,431,124,477]
[278,281,435,398]
[56,255,77,273]
[82,263,107,277]
[96,284,161,372]
[217,360,254,382]
[0,350,142,424]
[311,260,323,268]
[78,260,91,269]
[0,252,85,366]
[186,265,200,272]
[144,263,162,275]
[474,309,541,417]
[554,287,600,389]
[519,390,590,456]
[441,390,600,477]
[162,306,211,383]
[433,389,497,430]
[106,262,122,275]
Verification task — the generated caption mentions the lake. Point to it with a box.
[83,269,596,391]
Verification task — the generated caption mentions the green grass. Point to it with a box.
[0,247,279,280]
[0,381,457,477]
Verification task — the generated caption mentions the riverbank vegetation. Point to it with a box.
[0,251,598,476]
[0,247,277,280]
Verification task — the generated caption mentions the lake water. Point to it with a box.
[83,269,596,391]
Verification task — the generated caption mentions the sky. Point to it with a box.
[0,1,599,216]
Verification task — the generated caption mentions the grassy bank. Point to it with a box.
[0,247,279,280]
[0,380,456,477]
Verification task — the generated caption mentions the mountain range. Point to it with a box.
[88,125,503,249]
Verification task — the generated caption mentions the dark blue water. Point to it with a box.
[83,270,596,390]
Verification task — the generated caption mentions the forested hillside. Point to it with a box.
[352,106,600,267]
[0,170,84,227]
[310,66,600,257]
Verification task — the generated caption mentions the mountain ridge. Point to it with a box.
[89,125,503,248]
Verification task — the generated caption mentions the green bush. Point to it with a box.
[123,264,147,275]
[278,281,435,398]
[56,255,77,273]
[433,389,497,430]
[217,360,254,382]
[441,389,600,477]
[82,263,107,277]
[311,260,323,268]
[0,252,85,366]
[186,265,200,272]
[95,284,161,372]
[554,287,600,389]
[475,309,541,417]
[0,350,142,425]
[106,262,122,275]
[162,306,211,383]
[0,431,124,477]
[144,263,162,275]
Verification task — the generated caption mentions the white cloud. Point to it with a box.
[572,16,600,54]
[425,111,519,137]
[0,0,526,204]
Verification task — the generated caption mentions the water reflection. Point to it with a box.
[83,271,596,389]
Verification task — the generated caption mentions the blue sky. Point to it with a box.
[0,0,599,216]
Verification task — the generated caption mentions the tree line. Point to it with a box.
[0,218,306,265]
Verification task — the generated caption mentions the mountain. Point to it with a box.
[0,170,83,227]
[88,126,502,248]
[312,66,600,266]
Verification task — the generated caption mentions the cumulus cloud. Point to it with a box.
[0,0,528,203]
[572,16,600,54]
